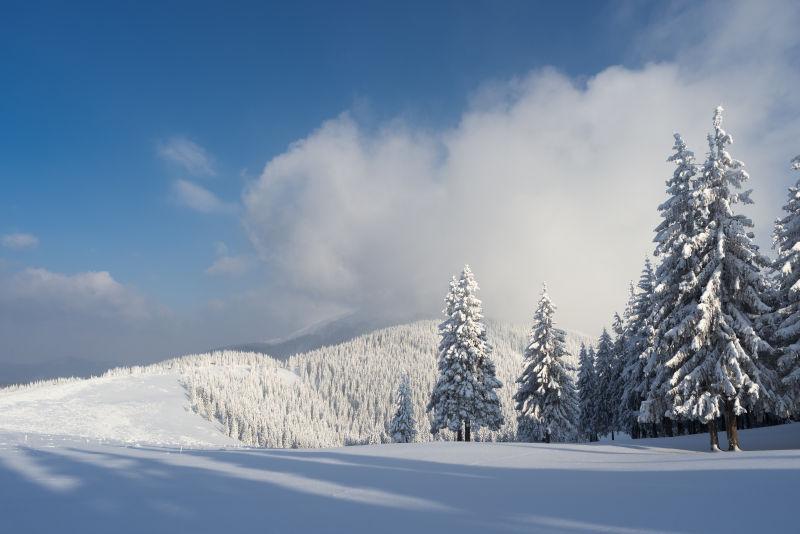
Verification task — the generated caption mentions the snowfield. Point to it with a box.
[0,372,236,448]
[0,424,798,533]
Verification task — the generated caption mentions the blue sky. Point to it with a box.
[2,1,800,370]
[2,0,649,311]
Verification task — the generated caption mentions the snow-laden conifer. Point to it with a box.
[662,107,773,451]
[640,133,700,434]
[593,329,617,439]
[609,310,628,433]
[514,284,578,443]
[619,260,655,439]
[772,155,800,416]
[427,265,504,441]
[577,344,598,441]
[389,375,418,443]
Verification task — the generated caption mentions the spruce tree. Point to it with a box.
[389,375,418,443]
[593,329,617,439]
[619,259,655,439]
[514,284,579,443]
[662,107,773,451]
[577,344,598,441]
[773,155,800,417]
[427,265,504,441]
[610,310,628,433]
[640,133,700,437]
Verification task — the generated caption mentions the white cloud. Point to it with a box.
[158,136,215,176]
[206,255,250,276]
[173,179,234,214]
[2,233,39,249]
[243,0,800,335]
[5,268,151,321]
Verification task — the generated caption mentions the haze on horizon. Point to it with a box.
[2,0,800,376]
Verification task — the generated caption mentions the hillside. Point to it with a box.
[0,320,591,448]
[185,320,592,447]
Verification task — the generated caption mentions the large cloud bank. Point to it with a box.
[242,1,800,333]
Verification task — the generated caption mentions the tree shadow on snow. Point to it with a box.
[0,443,798,534]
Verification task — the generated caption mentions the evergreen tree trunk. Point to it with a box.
[544,430,551,444]
[457,425,463,442]
[464,420,471,442]
[662,416,673,437]
[676,420,684,436]
[724,401,740,451]
[708,420,720,451]
[611,429,615,441]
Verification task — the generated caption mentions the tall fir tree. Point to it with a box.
[640,133,700,436]
[661,107,773,451]
[577,344,598,441]
[514,284,579,443]
[427,265,504,441]
[389,375,418,443]
[593,329,617,439]
[772,155,800,417]
[610,310,629,433]
[619,259,656,439]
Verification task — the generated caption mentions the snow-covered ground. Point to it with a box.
[0,372,236,448]
[1,424,798,533]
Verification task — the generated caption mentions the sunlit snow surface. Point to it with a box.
[0,372,236,448]
[1,424,799,533]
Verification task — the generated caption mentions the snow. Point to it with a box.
[1,423,798,533]
[0,372,237,448]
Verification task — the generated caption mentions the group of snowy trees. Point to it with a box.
[576,107,800,451]
[176,106,800,452]
[420,267,579,443]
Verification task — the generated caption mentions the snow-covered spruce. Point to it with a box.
[428,265,504,441]
[661,107,774,451]
[619,259,656,439]
[772,155,800,417]
[389,375,418,443]
[593,329,617,439]
[639,133,701,436]
[577,344,599,442]
[609,310,628,435]
[513,284,579,443]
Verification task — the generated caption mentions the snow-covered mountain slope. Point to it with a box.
[185,321,592,447]
[0,321,591,448]
[0,370,237,448]
[1,424,798,534]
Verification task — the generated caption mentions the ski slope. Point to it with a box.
[0,424,798,533]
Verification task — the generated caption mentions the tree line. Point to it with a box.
[390,107,800,451]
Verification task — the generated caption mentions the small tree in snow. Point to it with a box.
[772,155,800,417]
[389,375,418,443]
[428,265,504,441]
[514,284,579,443]
[577,344,598,442]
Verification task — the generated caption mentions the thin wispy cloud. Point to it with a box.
[173,179,234,214]
[2,232,39,249]
[205,241,251,276]
[158,136,215,176]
